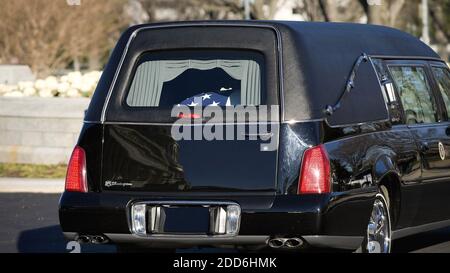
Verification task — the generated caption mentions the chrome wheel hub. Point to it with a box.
[367,196,391,253]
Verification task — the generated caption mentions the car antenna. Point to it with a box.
[324,53,369,116]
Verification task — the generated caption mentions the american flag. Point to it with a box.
[179,92,231,107]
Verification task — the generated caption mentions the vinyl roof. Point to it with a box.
[269,21,440,121]
[87,21,443,122]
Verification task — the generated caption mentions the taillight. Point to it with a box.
[65,146,88,193]
[298,145,331,194]
[178,113,201,119]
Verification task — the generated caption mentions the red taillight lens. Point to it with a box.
[178,113,201,119]
[65,146,88,193]
[298,145,331,194]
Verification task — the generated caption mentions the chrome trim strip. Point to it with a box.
[103,121,280,126]
[392,219,450,240]
[418,176,450,184]
[93,119,322,126]
[324,126,411,145]
[84,120,101,124]
[325,119,389,129]
[101,30,136,123]
[430,62,450,68]
[371,55,443,62]
[406,122,450,129]
[282,118,325,124]
[131,200,239,206]
[100,22,285,123]
[302,235,364,250]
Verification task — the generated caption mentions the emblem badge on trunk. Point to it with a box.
[105,180,133,187]
[438,142,446,161]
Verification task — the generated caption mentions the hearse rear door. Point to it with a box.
[100,26,281,194]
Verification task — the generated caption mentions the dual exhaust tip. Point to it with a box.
[77,235,109,244]
[268,237,304,249]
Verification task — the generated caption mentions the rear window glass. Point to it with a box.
[126,51,264,107]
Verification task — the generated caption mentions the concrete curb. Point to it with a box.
[0,177,64,193]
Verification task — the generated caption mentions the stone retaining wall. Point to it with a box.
[0,97,90,165]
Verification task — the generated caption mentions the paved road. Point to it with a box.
[0,178,64,193]
[0,193,449,253]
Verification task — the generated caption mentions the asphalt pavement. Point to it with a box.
[0,191,450,253]
[0,192,116,253]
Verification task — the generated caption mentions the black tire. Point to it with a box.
[357,185,392,253]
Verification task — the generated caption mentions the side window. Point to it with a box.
[389,66,438,124]
[372,59,402,124]
[432,66,450,117]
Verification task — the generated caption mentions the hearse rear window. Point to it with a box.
[126,51,264,107]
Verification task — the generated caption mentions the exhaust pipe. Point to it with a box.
[285,238,303,248]
[91,235,108,244]
[268,237,304,249]
[268,238,285,249]
[76,234,109,244]
[77,235,91,244]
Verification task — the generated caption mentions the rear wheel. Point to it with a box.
[359,186,392,253]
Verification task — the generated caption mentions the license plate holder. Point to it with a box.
[163,206,210,234]
[130,201,241,236]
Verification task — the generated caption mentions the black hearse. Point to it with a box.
[59,21,450,253]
